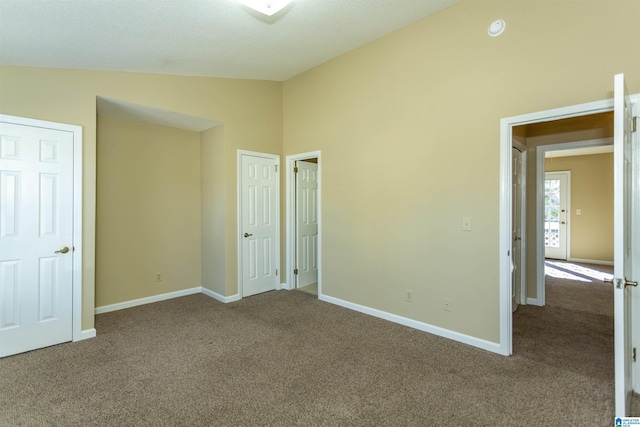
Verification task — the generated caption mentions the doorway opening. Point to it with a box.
[285,151,321,297]
[500,100,618,356]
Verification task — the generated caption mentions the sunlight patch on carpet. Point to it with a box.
[545,261,613,283]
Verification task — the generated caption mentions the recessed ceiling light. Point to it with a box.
[488,19,506,37]
[238,0,292,16]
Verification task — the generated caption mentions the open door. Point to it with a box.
[295,160,319,288]
[613,73,637,416]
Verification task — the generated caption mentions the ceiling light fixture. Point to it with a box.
[488,19,506,37]
[238,0,292,16]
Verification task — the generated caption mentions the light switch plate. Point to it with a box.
[462,217,472,231]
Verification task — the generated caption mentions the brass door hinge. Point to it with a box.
[294,268,298,275]
[633,347,637,362]
[294,167,298,173]
[275,269,278,276]
[633,117,637,133]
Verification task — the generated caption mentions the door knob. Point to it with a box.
[55,246,70,254]
[243,233,252,238]
[561,221,566,224]
[603,277,638,288]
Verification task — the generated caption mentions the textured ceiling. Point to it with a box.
[0,0,459,82]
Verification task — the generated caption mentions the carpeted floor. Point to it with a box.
[0,262,625,425]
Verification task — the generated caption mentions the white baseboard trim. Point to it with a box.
[95,287,202,314]
[201,287,240,303]
[74,328,96,341]
[567,258,614,266]
[319,294,502,355]
[281,282,292,290]
[526,297,543,306]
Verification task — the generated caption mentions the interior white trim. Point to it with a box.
[500,98,619,356]
[236,149,280,299]
[79,329,97,340]
[568,258,614,266]
[502,94,640,360]
[285,151,322,296]
[0,114,84,344]
[201,287,240,303]
[320,294,502,355]
[94,287,201,314]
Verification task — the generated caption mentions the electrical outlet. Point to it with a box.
[155,272,163,283]
[462,217,472,231]
[443,298,452,312]
[406,290,412,303]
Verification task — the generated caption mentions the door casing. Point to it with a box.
[285,151,321,294]
[499,94,640,356]
[532,138,612,306]
[0,114,84,344]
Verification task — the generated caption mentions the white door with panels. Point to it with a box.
[0,122,74,358]
[295,160,318,288]
[612,73,638,417]
[240,152,279,297]
[544,171,569,260]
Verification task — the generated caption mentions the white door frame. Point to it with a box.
[531,138,612,306]
[0,114,83,342]
[237,149,280,299]
[285,151,321,295]
[499,95,639,356]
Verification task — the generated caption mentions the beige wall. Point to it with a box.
[283,0,640,343]
[0,66,282,330]
[96,115,202,306]
[201,125,227,295]
[545,154,614,262]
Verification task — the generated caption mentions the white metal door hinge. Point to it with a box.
[275,269,278,276]
[275,165,278,172]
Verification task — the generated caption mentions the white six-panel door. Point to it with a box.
[296,160,318,288]
[613,73,636,416]
[0,122,74,358]
[240,153,279,297]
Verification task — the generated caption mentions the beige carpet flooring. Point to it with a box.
[0,262,627,425]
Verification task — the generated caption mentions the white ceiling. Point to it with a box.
[0,0,459,82]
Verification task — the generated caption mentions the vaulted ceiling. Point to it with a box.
[0,0,459,81]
